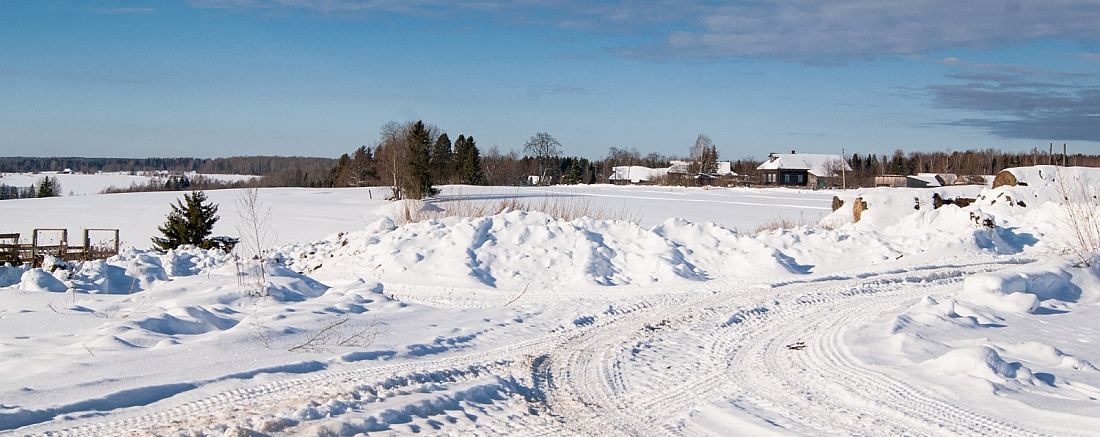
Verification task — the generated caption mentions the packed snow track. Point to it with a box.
[13,259,1093,436]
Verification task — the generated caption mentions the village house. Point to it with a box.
[875,175,908,187]
[610,160,738,185]
[756,151,851,188]
[906,173,958,188]
[608,165,669,184]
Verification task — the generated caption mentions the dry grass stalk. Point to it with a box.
[753,213,834,234]
[1055,171,1100,267]
[391,192,639,225]
[288,313,380,353]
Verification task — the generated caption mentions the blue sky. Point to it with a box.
[2,1,1099,160]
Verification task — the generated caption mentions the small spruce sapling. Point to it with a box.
[152,190,220,251]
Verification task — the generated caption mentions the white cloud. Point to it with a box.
[1080,53,1100,64]
[188,0,1100,61]
[92,7,157,14]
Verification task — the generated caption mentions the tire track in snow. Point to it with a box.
[539,260,1076,436]
[12,292,672,435]
[14,259,1070,436]
[14,333,567,435]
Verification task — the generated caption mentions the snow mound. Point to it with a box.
[18,268,68,292]
[994,341,1099,372]
[961,273,1040,314]
[924,346,1027,385]
[283,210,812,290]
[960,264,1079,314]
[0,264,30,287]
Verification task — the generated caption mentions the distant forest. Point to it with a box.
[2,142,1099,196]
[0,156,338,188]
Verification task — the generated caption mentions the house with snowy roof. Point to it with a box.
[756,151,851,188]
[906,173,958,188]
[611,160,738,185]
[609,165,670,184]
[666,160,738,186]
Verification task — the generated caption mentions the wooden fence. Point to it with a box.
[0,229,120,267]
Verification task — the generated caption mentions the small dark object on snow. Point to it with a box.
[786,341,806,351]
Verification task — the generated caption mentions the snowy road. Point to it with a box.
[536,259,1069,437]
[15,258,1088,436]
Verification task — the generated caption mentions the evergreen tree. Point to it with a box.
[333,146,378,188]
[431,133,454,184]
[35,176,61,198]
[333,153,353,187]
[454,135,486,185]
[152,191,220,251]
[351,145,376,186]
[402,121,438,199]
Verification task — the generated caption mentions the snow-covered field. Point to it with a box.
[0,172,258,197]
[2,168,1099,436]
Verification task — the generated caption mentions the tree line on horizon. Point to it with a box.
[3,133,1099,196]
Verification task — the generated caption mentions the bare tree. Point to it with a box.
[1056,170,1100,267]
[689,134,718,176]
[375,122,409,199]
[523,132,562,185]
[236,187,275,294]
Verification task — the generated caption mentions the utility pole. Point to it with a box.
[841,148,847,189]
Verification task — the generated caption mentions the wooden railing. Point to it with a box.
[0,229,120,267]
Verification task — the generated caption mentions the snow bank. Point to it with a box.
[282,211,836,291]
[0,263,29,287]
[18,268,68,292]
[960,265,1078,314]
[923,346,1034,387]
[822,186,985,228]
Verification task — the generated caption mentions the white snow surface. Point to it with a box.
[2,169,1100,436]
[0,172,257,196]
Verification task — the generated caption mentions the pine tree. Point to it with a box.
[152,191,220,251]
[35,176,61,198]
[403,121,438,199]
[333,153,353,187]
[431,133,454,184]
[454,135,486,185]
[351,145,376,186]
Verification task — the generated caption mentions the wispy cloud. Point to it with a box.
[1080,53,1100,64]
[554,52,597,61]
[187,1,1100,61]
[92,7,157,14]
[532,85,590,95]
[927,59,1100,141]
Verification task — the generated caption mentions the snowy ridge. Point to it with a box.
[280,212,805,291]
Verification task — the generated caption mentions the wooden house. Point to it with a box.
[756,151,850,188]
